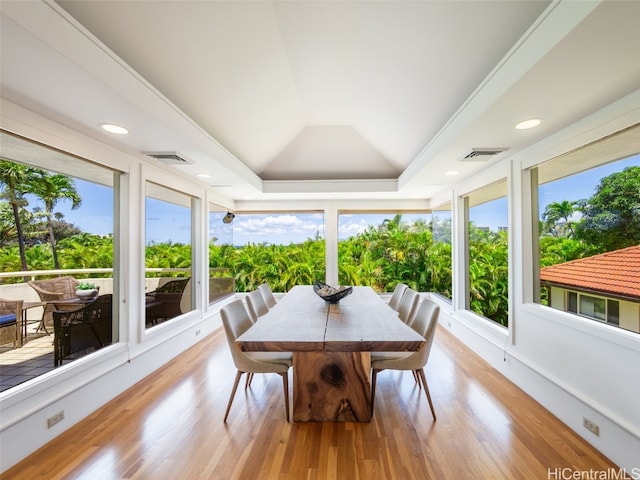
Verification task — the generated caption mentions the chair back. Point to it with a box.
[146,278,191,325]
[220,300,254,370]
[155,277,190,294]
[410,299,440,365]
[397,288,419,325]
[52,294,113,365]
[258,283,277,308]
[247,289,269,322]
[388,283,407,311]
[29,276,78,301]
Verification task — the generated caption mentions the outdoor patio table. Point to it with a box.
[236,285,425,422]
[22,301,46,339]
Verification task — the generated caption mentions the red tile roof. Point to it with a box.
[540,245,640,299]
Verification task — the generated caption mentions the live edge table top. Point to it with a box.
[235,285,425,353]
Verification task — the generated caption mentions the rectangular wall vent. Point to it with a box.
[143,151,193,165]
[460,148,508,162]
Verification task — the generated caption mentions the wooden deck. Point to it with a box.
[3,324,618,479]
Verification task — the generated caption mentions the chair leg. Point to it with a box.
[416,368,436,421]
[245,373,253,390]
[224,370,244,422]
[281,372,290,422]
[370,369,379,415]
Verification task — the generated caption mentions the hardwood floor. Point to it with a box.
[3,325,618,479]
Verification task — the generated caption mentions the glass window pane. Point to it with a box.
[580,295,606,321]
[0,132,119,389]
[607,300,620,326]
[536,125,640,334]
[466,180,509,327]
[208,203,234,304]
[430,205,452,299]
[338,212,431,292]
[144,182,193,328]
[567,292,578,313]
[211,212,325,292]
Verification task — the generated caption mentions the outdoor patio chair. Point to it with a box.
[28,276,78,332]
[52,294,113,366]
[0,298,23,348]
[145,277,191,326]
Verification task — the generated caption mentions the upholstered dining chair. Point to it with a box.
[370,298,440,420]
[246,289,269,323]
[258,283,277,308]
[388,283,408,311]
[396,287,419,325]
[220,299,291,422]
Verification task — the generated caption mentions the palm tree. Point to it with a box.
[26,171,81,269]
[542,200,578,237]
[0,160,36,274]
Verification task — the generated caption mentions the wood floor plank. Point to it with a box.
[2,326,620,479]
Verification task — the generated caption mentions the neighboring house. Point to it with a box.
[540,245,640,333]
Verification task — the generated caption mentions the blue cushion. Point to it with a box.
[0,314,17,326]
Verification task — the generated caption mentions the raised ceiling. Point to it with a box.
[1,1,639,203]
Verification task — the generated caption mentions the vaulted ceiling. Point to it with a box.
[1,1,639,203]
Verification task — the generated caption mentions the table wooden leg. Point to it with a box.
[292,351,371,422]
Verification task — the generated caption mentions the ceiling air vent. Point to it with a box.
[143,151,193,165]
[460,148,508,162]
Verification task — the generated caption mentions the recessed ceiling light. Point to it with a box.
[515,118,541,130]
[196,173,211,178]
[445,170,459,176]
[100,123,129,134]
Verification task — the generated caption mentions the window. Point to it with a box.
[580,295,606,321]
[207,203,234,304]
[567,291,578,314]
[607,300,620,326]
[566,291,620,326]
[338,212,431,292]
[534,125,640,334]
[214,212,325,292]
[465,180,509,327]
[144,182,193,328]
[0,131,119,390]
[431,204,452,300]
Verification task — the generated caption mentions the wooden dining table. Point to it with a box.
[235,285,425,422]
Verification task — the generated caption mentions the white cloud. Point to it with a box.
[232,214,324,244]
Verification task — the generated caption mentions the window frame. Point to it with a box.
[140,166,203,339]
[0,130,125,386]
[529,125,640,336]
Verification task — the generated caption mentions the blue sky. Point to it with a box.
[34,154,639,245]
[470,155,639,231]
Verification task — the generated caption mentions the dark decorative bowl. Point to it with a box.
[313,281,353,303]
